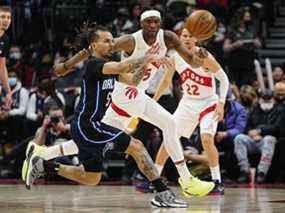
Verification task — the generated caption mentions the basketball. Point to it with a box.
[185,10,217,41]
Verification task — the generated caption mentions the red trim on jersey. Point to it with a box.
[111,102,131,117]
[199,104,217,122]
[180,68,212,87]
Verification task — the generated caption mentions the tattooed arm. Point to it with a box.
[164,30,207,67]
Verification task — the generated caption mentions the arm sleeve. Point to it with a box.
[26,94,38,121]
[9,88,29,116]
[214,68,229,104]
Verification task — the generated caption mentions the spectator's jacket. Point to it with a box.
[26,92,45,121]
[219,100,248,140]
[258,102,285,137]
[246,102,274,132]
[2,82,29,116]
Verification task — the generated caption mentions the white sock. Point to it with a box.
[175,161,193,183]
[210,165,221,182]
[155,164,164,176]
[40,140,79,160]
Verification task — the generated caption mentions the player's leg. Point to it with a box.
[154,103,199,176]
[199,107,224,195]
[141,96,214,196]
[57,164,102,186]
[22,140,79,182]
[121,136,187,208]
[154,144,169,175]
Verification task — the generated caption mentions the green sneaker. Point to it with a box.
[178,177,215,197]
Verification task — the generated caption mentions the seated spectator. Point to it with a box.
[215,90,248,151]
[1,99,71,178]
[272,66,284,83]
[25,77,65,137]
[223,7,262,87]
[239,85,258,113]
[0,69,29,145]
[234,87,282,183]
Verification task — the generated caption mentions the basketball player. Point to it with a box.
[0,6,12,107]
[23,24,188,208]
[99,9,215,196]
[152,28,229,195]
[47,10,214,196]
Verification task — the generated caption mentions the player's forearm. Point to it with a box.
[104,56,147,75]
[55,48,92,76]
[153,79,171,101]
[131,66,145,85]
[214,68,229,104]
[64,48,91,69]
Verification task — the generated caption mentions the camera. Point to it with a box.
[47,115,61,128]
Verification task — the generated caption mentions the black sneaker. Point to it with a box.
[208,180,225,195]
[151,189,188,208]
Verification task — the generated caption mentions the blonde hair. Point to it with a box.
[240,85,257,98]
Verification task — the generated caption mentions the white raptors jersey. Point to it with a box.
[121,29,167,91]
[173,52,216,99]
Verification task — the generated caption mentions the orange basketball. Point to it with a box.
[185,10,217,41]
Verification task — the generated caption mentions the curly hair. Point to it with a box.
[69,21,110,51]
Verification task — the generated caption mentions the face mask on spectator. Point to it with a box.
[9,52,22,60]
[8,77,17,87]
[260,102,274,111]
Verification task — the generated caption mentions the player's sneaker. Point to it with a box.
[25,151,45,190]
[22,142,46,182]
[22,142,35,182]
[208,180,225,195]
[178,177,215,197]
[151,189,188,208]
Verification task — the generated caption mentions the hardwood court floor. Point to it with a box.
[0,184,284,213]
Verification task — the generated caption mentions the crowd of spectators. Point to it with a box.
[0,0,284,184]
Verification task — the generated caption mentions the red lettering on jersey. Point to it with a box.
[143,68,151,81]
[185,83,200,96]
[125,86,138,99]
[180,68,212,87]
[151,61,161,69]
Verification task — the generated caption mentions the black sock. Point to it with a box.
[151,178,168,192]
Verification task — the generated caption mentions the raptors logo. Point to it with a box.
[125,86,138,99]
